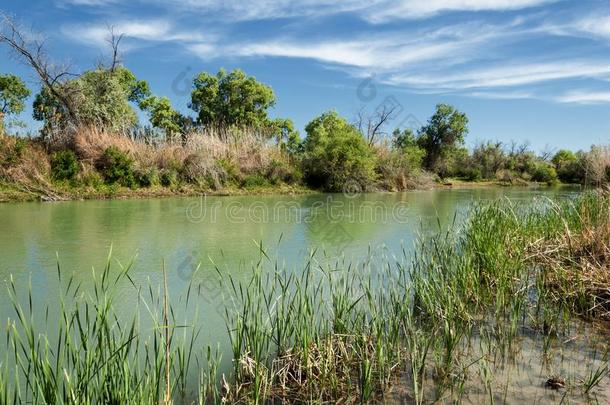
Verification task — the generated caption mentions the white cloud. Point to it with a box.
[388,62,610,90]
[573,15,610,39]
[61,0,557,22]
[61,19,207,48]
[557,91,610,104]
[367,0,556,22]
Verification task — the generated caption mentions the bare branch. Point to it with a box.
[106,25,124,72]
[0,12,78,121]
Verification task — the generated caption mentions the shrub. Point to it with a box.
[159,168,178,187]
[461,167,482,182]
[134,167,159,188]
[78,168,104,188]
[96,146,136,187]
[51,150,79,181]
[302,111,376,191]
[531,162,558,184]
[242,173,270,188]
[265,158,301,185]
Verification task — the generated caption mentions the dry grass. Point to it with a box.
[529,190,610,319]
[0,135,61,199]
[73,126,286,181]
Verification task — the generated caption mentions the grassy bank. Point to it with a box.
[1,192,609,403]
[0,129,581,204]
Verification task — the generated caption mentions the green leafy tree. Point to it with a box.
[140,96,185,140]
[552,149,583,183]
[190,69,275,129]
[302,111,376,191]
[417,103,469,175]
[269,118,301,153]
[471,141,506,179]
[0,74,30,133]
[33,67,150,134]
[391,128,425,171]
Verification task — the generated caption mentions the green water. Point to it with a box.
[0,187,579,307]
[4,186,600,402]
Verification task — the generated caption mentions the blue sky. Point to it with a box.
[2,0,610,151]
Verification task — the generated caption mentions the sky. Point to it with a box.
[2,0,610,151]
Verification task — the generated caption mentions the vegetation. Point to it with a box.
[0,13,609,202]
[302,110,376,191]
[0,73,30,133]
[2,191,610,403]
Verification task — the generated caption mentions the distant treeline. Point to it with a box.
[0,15,607,199]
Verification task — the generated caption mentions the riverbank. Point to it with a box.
[1,190,608,403]
[0,177,568,203]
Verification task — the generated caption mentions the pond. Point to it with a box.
[3,186,608,403]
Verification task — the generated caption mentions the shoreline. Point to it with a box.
[0,179,577,203]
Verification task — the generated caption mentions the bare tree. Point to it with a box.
[0,13,78,121]
[355,103,400,146]
[106,25,124,72]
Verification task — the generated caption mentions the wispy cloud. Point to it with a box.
[388,62,610,90]
[59,0,557,22]
[557,90,610,104]
[61,19,207,48]
[57,0,610,104]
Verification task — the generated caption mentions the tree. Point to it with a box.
[391,128,425,171]
[268,118,300,153]
[471,141,506,179]
[140,96,188,142]
[302,111,376,191]
[190,69,275,131]
[356,103,400,146]
[551,149,584,184]
[417,103,469,175]
[0,73,30,133]
[33,67,151,134]
[1,13,78,122]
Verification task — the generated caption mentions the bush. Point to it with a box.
[531,163,558,184]
[134,167,159,188]
[96,146,136,187]
[461,167,482,182]
[51,150,79,181]
[302,111,376,191]
[159,168,178,187]
[265,158,301,185]
[242,173,270,188]
[78,169,104,188]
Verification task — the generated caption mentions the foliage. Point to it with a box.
[417,103,469,174]
[552,149,583,183]
[471,142,505,179]
[269,118,301,154]
[0,73,30,132]
[34,67,150,134]
[302,110,376,191]
[0,136,27,167]
[96,146,135,187]
[159,168,178,187]
[140,96,186,140]
[531,162,558,184]
[134,166,159,187]
[190,69,275,129]
[51,150,79,181]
